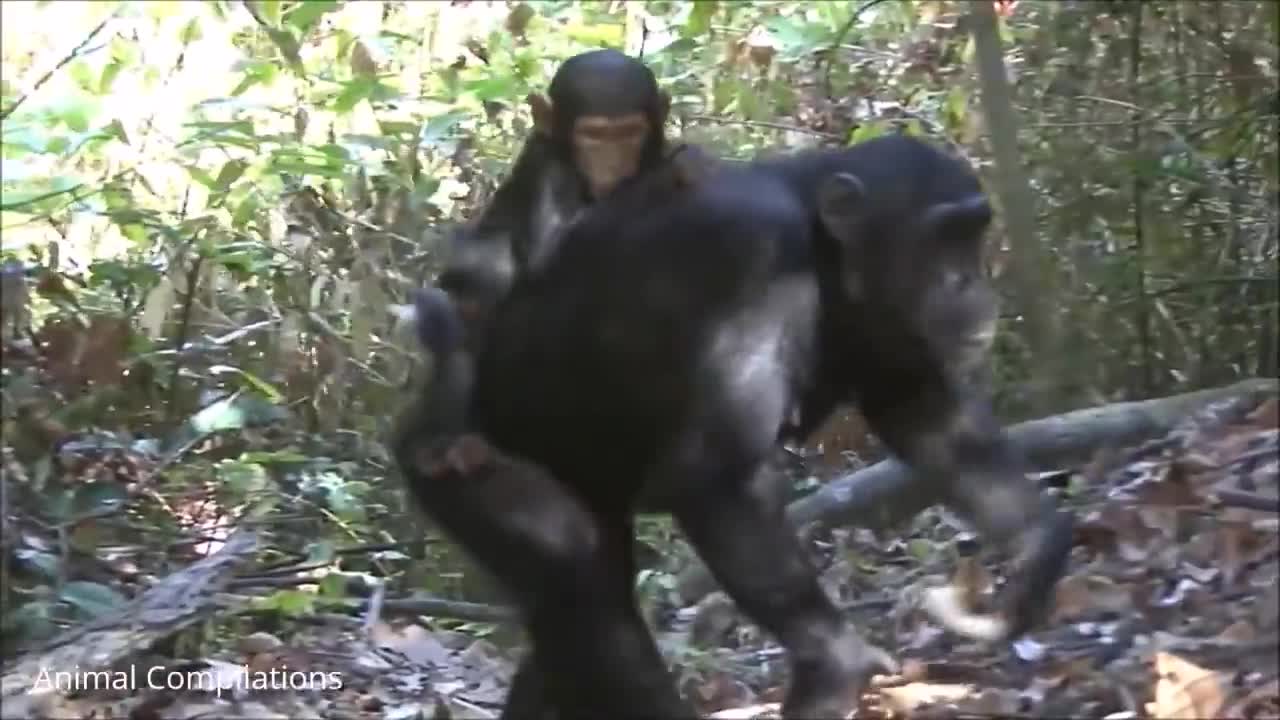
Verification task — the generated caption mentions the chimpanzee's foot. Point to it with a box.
[782,625,898,718]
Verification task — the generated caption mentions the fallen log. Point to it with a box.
[677,377,1278,604]
[1,530,260,716]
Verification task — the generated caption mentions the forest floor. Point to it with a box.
[4,392,1277,720]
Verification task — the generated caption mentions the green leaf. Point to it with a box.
[265,26,305,74]
[737,83,761,121]
[217,459,269,495]
[69,60,97,93]
[564,22,625,47]
[109,34,138,66]
[180,16,203,45]
[255,589,317,617]
[685,1,717,36]
[848,122,887,146]
[102,118,128,144]
[121,223,147,244]
[185,164,217,189]
[207,365,284,403]
[214,159,248,192]
[463,74,517,103]
[53,96,98,133]
[907,538,934,561]
[333,77,377,114]
[231,193,261,229]
[60,581,128,618]
[318,573,347,597]
[420,110,469,145]
[257,0,283,26]
[286,0,339,31]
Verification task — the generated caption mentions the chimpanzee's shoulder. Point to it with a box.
[684,162,809,227]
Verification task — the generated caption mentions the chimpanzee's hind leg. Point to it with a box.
[396,435,693,719]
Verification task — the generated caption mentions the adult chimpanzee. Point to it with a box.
[437,48,673,343]
[395,134,1074,719]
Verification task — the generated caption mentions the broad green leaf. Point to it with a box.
[334,77,378,114]
[257,0,283,26]
[464,75,517,103]
[265,26,305,74]
[60,581,128,618]
[231,193,260,229]
[318,574,346,597]
[685,1,717,37]
[109,34,139,66]
[286,0,339,31]
[214,159,249,192]
[316,143,353,161]
[258,589,316,617]
[52,96,98,133]
[185,164,217,189]
[121,223,147,243]
[69,60,97,92]
[564,22,624,47]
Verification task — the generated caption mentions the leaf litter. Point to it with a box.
[3,393,1275,720]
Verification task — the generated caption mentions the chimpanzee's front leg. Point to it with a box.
[857,377,1074,640]
[668,458,897,718]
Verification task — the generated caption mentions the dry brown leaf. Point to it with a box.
[1215,620,1258,644]
[1247,397,1278,428]
[370,622,451,667]
[1053,574,1132,621]
[1147,651,1227,719]
[1222,677,1280,719]
[880,682,973,715]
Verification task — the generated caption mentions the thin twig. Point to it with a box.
[820,0,894,98]
[1,12,117,122]
[684,114,840,140]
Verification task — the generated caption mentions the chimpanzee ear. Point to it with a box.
[527,93,554,135]
[816,172,867,242]
[919,194,992,249]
